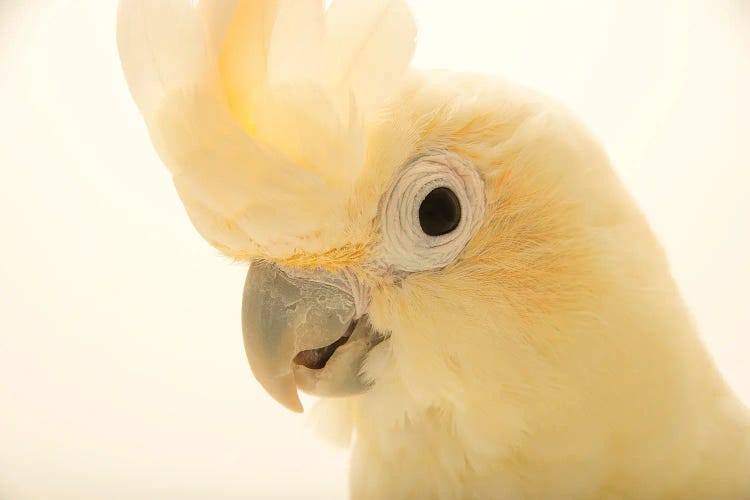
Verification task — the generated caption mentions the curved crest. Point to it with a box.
[117,0,416,259]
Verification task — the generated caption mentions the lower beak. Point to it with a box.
[241,260,378,413]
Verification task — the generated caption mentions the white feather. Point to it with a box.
[119,0,345,255]
[216,0,279,131]
[325,0,417,113]
[153,88,342,252]
[197,0,239,58]
[117,0,211,119]
[118,0,417,259]
[268,0,326,85]
[308,398,354,448]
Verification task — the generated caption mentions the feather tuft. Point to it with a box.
[325,0,417,114]
[117,0,416,259]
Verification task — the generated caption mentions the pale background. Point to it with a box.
[1,1,748,498]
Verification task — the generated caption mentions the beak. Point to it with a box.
[241,260,378,413]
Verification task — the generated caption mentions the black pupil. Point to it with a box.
[418,187,461,236]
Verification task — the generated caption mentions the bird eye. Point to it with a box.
[419,187,461,236]
[378,153,486,272]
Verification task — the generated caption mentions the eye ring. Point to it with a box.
[378,152,485,272]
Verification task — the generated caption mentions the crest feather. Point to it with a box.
[268,0,326,86]
[117,0,211,119]
[117,0,416,259]
[197,0,239,57]
[325,0,417,114]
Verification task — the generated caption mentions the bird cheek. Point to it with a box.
[362,284,406,339]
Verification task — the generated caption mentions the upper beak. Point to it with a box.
[241,260,376,413]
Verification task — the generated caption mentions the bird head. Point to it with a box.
[118,0,667,421]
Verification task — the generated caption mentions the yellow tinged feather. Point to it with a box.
[325,0,416,114]
[268,0,326,86]
[217,0,279,135]
[117,0,211,119]
[197,0,238,58]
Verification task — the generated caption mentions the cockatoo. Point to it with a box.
[117,0,750,497]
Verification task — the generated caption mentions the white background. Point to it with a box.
[1,1,748,498]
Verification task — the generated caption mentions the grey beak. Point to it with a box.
[241,260,359,413]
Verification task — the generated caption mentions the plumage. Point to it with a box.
[117,0,211,120]
[197,0,238,58]
[267,0,325,86]
[324,0,417,114]
[118,1,750,498]
[117,0,415,259]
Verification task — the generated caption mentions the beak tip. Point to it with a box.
[256,372,305,414]
[275,392,304,414]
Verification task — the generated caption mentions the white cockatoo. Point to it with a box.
[117,0,750,497]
